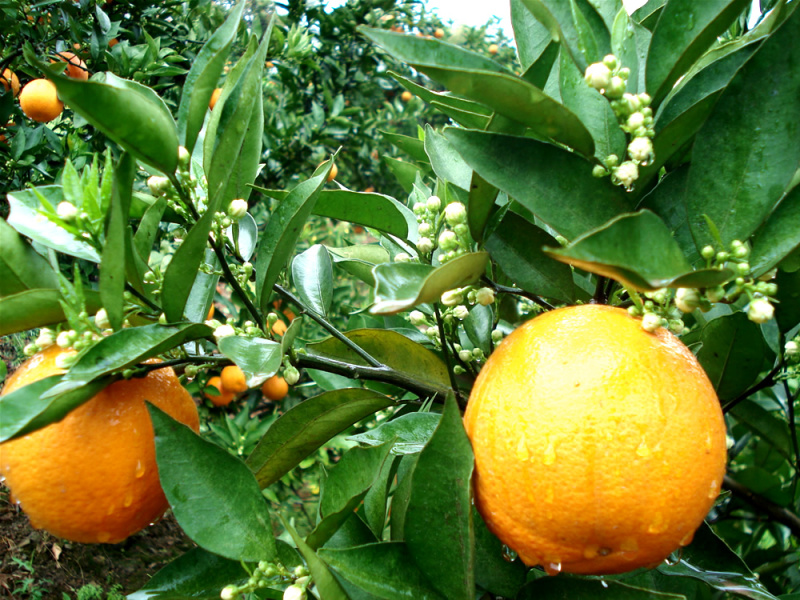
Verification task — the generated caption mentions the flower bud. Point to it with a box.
[417,237,434,254]
[747,297,774,324]
[627,112,646,131]
[701,246,715,260]
[220,586,237,600]
[228,198,248,220]
[293,566,310,578]
[475,287,495,306]
[417,222,432,236]
[627,136,653,164]
[412,202,427,216]
[606,75,626,99]
[178,145,191,168]
[453,365,466,375]
[24,343,39,356]
[55,350,78,370]
[409,310,427,326]
[444,202,467,226]
[438,230,458,251]
[592,165,608,178]
[36,328,55,348]
[641,313,662,332]
[440,289,462,306]
[394,252,412,263]
[284,366,300,385]
[584,62,612,91]
[491,329,504,343]
[705,286,725,303]
[668,319,684,335]
[675,287,701,313]
[736,262,750,276]
[785,340,799,358]
[459,349,473,362]
[426,195,442,212]
[602,54,618,70]
[57,201,78,222]
[613,161,639,189]
[94,309,110,330]
[213,324,236,340]
[453,223,469,238]
[453,305,469,320]
[57,330,74,348]
[147,175,170,196]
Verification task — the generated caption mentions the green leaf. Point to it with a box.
[512,0,555,71]
[645,0,751,103]
[750,184,800,277]
[464,304,494,356]
[774,267,800,333]
[254,169,330,313]
[217,336,282,388]
[184,249,221,324]
[0,218,58,297]
[307,442,394,549]
[694,313,766,402]
[519,577,686,599]
[292,244,334,318]
[384,156,428,194]
[444,129,631,240]
[473,507,527,599]
[329,245,391,287]
[149,404,277,563]
[0,375,112,443]
[429,101,492,130]
[23,47,178,173]
[405,397,475,600]
[371,252,489,315]
[685,8,800,249]
[424,125,472,190]
[319,542,446,600]
[7,186,100,262]
[281,517,351,600]
[546,210,735,291]
[247,388,396,488]
[390,71,493,117]
[364,455,400,539]
[349,412,441,455]
[306,329,452,395]
[0,289,101,336]
[730,401,794,462]
[611,7,651,94]
[381,131,429,163]
[486,211,580,302]
[176,1,245,154]
[133,196,167,260]
[128,547,249,600]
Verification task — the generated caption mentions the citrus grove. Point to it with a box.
[1,0,799,598]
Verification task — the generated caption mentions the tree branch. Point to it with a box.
[722,362,784,413]
[723,474,800,538]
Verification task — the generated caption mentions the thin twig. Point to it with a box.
[723,474,800,538]
[592,276,609,304]
[722,362,784,413]
[482,277,556,311]
[210,240,266,331]
[125,283,161,313]
[434,304,462,406]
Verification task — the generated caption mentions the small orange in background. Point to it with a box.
[271,319,287,337]
[19,79,64,123]
[204,375,234,407]
[108,38,119,48]
[206,304,215,320]
[1,68,20,96]
[209,87,222,110]
[434,28,445,39]
[400,90,413,102]
[261,375,288,401]
[221,365,248,395]
[488,43,499,55]
[51,51,89,80]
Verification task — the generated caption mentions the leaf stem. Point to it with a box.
[482,277,555,311]
[210,240,266,332]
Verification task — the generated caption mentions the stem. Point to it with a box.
[434,304,462,405]
[125,283,161,313]
[592,276,609,304]
[723,474,800,538]
[273,284,382,368]
[722,362,784,413]
[482,278,555,311]
[210,240,265,331]
[785,380,800,498]
[167,173,200,221]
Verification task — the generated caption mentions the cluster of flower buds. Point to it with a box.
[147,146,207,221]
[401,196,471,264]
[628,288,687,335]
[23,308,119,368]
[220,562,310,600]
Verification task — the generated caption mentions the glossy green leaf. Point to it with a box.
[405,397,474,600]
[730,401,793,462]
[227,211,259,262]
[611,7,650,94]
[487,211,579,303]
[694,313,766,402]
[184,249,220,324]
[473,507,527,599]
[774,268,800,333]
[750,180,800,277]
[127,547,249,600]
[384,156,428,194]
[133,196,167,260]
[307,442,394,549]
[47,323,211,395]
[381,131,429,163]
[390,455,418,542]
[512,0,554,71]
[293,244,334,318]
[100,152,134,331]
[149,404,277,563]
[319,542,446,600]
[176,1,245,154]
[323,513,379,550]
[633,0,666,29]
[306,329,452,395]
[371,252,489,315]
[255,169,330,314]
[364,455,400,539]
[0,289,102,336]
[645,0,751,103]
[519,577,685,599]
[349,412,441,455]
[329,245,391,287]
[424,125,472,190]
[217,336,282,388]
[445,129,631,240]
[247,388,396,488]
[429,101,492,130]
[281,518,350,600]
[464,304,493,356]
[683,11,800,249]
[23,47,178,174]
[546,210,735,291]
[7,186,100,262]
[390,72,493,117]
[0,375,112,443]
[0,218,58,297]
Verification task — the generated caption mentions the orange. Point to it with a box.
[204,375,234,407]
[51,51,89,81]
[221,365,248,395]
[327,162,338,182]
[488,43,499,55]
[463,304,727,575]
[434,28,445,39]
[0,346,200,544]
[209,87,222,110]
[207,304,215,320]
[19,79,64,123]
[271,319,287,336]
[261,375,288,401]
[1,69,20,97]
[400,90,412,102]
[108,38,119,48]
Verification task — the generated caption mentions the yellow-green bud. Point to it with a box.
[475,287,495,306]
[228,199,248,220]
[444,202,467,226]
[584,62,612,91]
[747,297,774,324]
[641,313,662,332]
[284,366,300,385]
[57,201,79,222]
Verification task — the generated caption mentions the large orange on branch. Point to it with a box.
[0,346,200,544]
[464,304,727,575]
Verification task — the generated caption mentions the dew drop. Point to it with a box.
[135,459,146,478]
[636,438,651,458]
[544,561,562,576]
[620,538,639,553]
[123,490,134,508]
[543,436,557,466]
[708,479,719,499]
[97,531,111,543]
[583,544,599,559]
[679,530,694,547]
[600,579,609,588]
[598,547,611,557]
[647,512,668,534]
[501,545,518,562]
[705,432,713,454]
[106,504,115,516]
[516,437,529,461]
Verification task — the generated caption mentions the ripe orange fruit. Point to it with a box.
[434,28,445,39]
[204,375,234,407]
[0,346,199,544]
[108,38,119,48]
[488,43,499,55]
[209,87,222,110]
[464,304,727,575]
[1,69,20,97]
[221,365,248,395]
[19,79,64,123]
[400,90,413,102]
[51,51,89,80]
[271,319,287,336]
[327,162,338,182]
[261,375,288,401]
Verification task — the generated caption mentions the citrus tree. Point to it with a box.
[1,0,800,599]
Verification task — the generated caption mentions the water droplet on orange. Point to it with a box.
[516,437,529,461]
[708,479,719,499]
[135,459,145,478]
[636,438,650,458]
[544,560,562,576]
[123,490,133,507]
[543,436,557,466]
[647,512,668,534]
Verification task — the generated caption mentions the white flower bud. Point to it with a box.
[438,230,458,251]
[491,329,504,343]
[178,145,191,168]
[747,297,774,324]
[444,202,467,226]
[394,252,412,263]
[147,175,170,196]
[418,222,432,236]
[785,341,799,358]
[606,75,626,99]
[23,343,38,356]
[220,586,237,600]
[213,324,236,340]
[584,62,612,91]
[475,287,495,306]
[55,351,78,370]
[283,585,306,600]
[628,136,653,164]
[613,161,639,189]
[458,349,473,362]
[56,330,74,348]
[675,288,701,313]
[426,195,442,212]
[705,286,725,303]
[409,310,427,326]
[412,202,427,216]
[668,319,685,335]
[228,198,248,220]
[94,309,110,330]
[440,289,462,306]
[284,366,300,385]
[627,112,646,131]
[36,328,55,348]
[57,202,79,222]
[417,237,434,254]
[641,313,662,332]
[453,305,469,320]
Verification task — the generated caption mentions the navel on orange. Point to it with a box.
[463,304,727,575]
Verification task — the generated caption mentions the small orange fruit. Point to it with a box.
[1,69,20,97]
[51,51,89,80]
[204,375,234,407]
[108,38,119,48]
[209,87,222,110]
[400,90,413,102]
[464,304,727,575]
[0,346,200,544]
[261,375,289,401]
[327,162,338,182]
[271,319,287,336]
[19,79,64,123]
[207,304,215,320]
[488,43,499,55]
[434,28,445,39]
[221,365,248,395]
